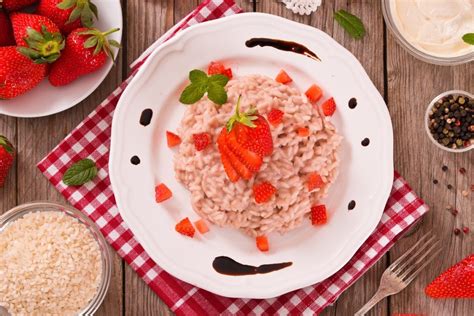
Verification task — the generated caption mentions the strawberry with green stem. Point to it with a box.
[49,27,120,86]
[0,135,15,187]
[37,0,98,34]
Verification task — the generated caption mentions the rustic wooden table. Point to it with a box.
[0,0,472,315]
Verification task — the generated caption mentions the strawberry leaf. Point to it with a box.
[57,0,77,10]
[63,158,98,186]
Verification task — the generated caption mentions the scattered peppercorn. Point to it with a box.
[459,167,466,175]
[442,165,448,172]
[454,228,461,235]
[463,227,469,234]
[428,94,474,150]
[433,179,438,184]
[447,184,453,190]
[451,209,458,216]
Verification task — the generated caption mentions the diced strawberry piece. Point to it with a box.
[256,235,269,252]
[267,108,284,127]
[193,132,211,151]
[297,127,310,137]
[311,205,328,225]
[275,69,292,84]
[321,97,336,116]
[305,84,323,102]
[166,131,181,148]
[307,172,325,191]
[208,61,225,75]
[222,68,233,79]
[253,182,276,204]
[194,219,209,234]
[175,217,195,238]
[155,183,172,203]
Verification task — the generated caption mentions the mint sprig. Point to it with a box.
[462,33,474,45]
[334,9,366,40]
[179,70,229,105]
[63,158,98,186]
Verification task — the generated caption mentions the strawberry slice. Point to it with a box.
[311,205,328,225]
[217,129,240,182]
[208,61,232,79]
[275,69,292,84]
[267,108,284,127]
[425,254,474,298]
[175,217,195,238]
[217,129,253,180]
[321,97,336,116]
[253,182,276,204]
[193,132,211,151]
[226,128,263,173]
[155,183,172,203]
[307,172,325,191]
[194,219,209,234]
[166,131,181,148]
[305,84,323,102]
[256,235,269,252]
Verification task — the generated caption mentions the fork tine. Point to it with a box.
[404,246,443,285]
[389,231,433,272]
[398,239,441,280]
[392,235,437,275]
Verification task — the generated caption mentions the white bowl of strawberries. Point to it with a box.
[0,0,122,117]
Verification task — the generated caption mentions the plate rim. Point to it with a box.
[0,1,123,118]
[110,12,394,299]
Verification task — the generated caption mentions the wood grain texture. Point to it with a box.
[386,22,473,316]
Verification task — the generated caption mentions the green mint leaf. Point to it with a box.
[462,33,474,45]
[208,74,229,86]
[63,158,98,186]
[334,9,366,40]
[207,83,227,105]
[189,69,208,85]
[179,83,207,104]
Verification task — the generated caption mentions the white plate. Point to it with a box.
[0,0,122,118]
[110,13,394,299]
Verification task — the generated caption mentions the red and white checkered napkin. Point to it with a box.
[37,1,429,314]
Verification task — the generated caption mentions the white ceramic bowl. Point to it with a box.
[424,90,473,153]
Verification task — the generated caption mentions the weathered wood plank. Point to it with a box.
[386,18,473,316]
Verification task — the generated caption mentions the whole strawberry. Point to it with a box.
[0,135,15,188]
[425,254,474,298]
[49,27,120,86]
[1,0,37,12]
[0,9,15,46]
[37,0,98,34]
[0,46,47,99]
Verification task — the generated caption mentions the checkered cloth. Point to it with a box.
[37,1,429,314]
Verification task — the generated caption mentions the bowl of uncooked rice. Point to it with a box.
[174,75,342,237]
[0,202,112,315]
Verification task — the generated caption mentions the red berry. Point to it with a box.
[193,132,211,151]
[166,131,181,148]
[155,183,172,203]
[253,182,276,204]
[321,97,336,116]
[311,205,328,225]
[307,172,325,191]
[267,108,284,127]
[222,68,233,79]
[462,227,469,234]
[175,217,195,238]
[208,61,225,75]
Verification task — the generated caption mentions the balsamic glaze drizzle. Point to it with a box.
[245,38,321,62]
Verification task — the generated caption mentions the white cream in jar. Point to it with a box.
[389,0,474,58]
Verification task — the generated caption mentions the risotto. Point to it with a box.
[174,75,342,237]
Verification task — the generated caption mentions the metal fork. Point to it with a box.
[355,232,442,316]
